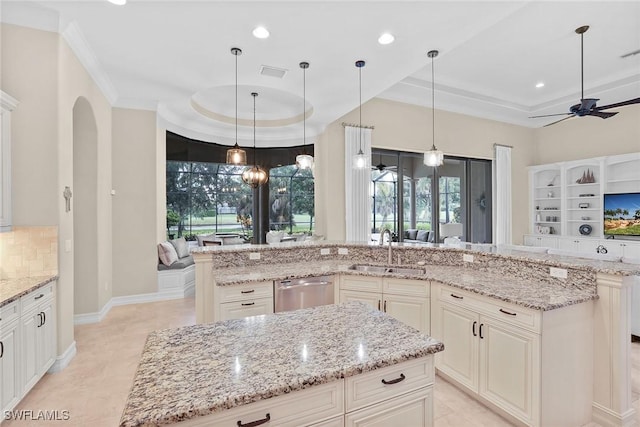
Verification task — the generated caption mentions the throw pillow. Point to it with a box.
[170,237,189,258]
[416,230,429,241]
[158,241,179,266]
[407,229,418,240]
[196,233,216,247]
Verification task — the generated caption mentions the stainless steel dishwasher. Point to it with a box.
[274,276,334,312]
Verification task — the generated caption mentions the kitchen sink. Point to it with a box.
[348,265,425,275]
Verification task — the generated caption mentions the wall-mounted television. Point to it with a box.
[604,192,640,237]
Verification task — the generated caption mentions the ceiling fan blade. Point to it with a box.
[529,113,573,119]
[586,110,618,119]
[543,116,575,127]
[593,97,640,111]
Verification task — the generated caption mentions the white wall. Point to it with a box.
[315,98,536,244]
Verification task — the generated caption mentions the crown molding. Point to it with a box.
[62,21,118,106]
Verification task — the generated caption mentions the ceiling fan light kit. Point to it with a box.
[529,25,640,127]
[226,47,248,165]
[424,49,444,167]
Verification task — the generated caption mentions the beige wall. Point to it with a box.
[112,108,160,297]
[533,104,640,164]
[315,98,536,244]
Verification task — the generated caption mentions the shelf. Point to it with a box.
[568,208,599,211]
[535,221,560,224]
[567,220,599,223]
[566,183,599,188]
[535,185,561,190]
[567,196,598,200]
[535,209,559,212]
[607,179,640,184]
[534,198,560,201]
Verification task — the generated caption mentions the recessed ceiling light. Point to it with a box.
[535,82,545,88]
[378,33,395,45]
[107,0,126,5]
[253,26,270,39]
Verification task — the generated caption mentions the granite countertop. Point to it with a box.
[213,261,597,311]
[0,275,58,308]
[119,301,443,427]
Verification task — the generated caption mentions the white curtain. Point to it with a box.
[494,145,512,244]
[345,126,372,242]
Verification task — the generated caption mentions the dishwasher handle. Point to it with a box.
[277,281,331,289]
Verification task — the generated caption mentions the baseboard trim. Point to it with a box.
[73,290,192,325]
[48,341,76,373]
[592,402,637,427]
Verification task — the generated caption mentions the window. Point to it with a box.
[268,165,315,233]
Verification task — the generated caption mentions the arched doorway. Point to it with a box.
[72,97,99,315]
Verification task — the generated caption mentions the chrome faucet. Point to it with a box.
[379,228,393,264]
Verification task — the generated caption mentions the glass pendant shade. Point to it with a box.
[353,60,368,170]
[353,149,369,169]
[226,143,247,165]
[424,147,443,167]
[242,165,268,188]
[296,154,314,170]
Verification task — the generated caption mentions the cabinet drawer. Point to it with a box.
[21,283,54,313]
[383,278,429,297]
[218,281,273,303]
[340,275,383,293]
[345,356,434,412]
[177,380,344,427]
[438,285,541,333]
[219,297,273,321]
[0,300,19,325]
[345,386,433,427]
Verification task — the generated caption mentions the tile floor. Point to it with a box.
[4,297,640,426]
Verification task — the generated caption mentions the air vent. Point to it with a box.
[260,65,288,79]
[620,48,640,59]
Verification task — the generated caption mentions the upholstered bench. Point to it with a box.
[157,238,196,298]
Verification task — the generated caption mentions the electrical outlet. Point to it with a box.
[463,254,474,263]
[550,267,567,279]
[249,252,261,260]
[338,248,348,255]
[320,248,331,255]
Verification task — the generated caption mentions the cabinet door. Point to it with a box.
[344,386,432,427]
[383,294,429,333]
[339,290,381,311]
[21,310,39,393]
[0,321,20,414]
[478,317,538,425]
[38,300,56,374]
[435,302,479,392]
[219,297,274,321]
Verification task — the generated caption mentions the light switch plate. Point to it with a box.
[65,239,72,253]
[320,248,331,255]
[338,248,348,255]
[249,252,261,260]
[550,267,567,279]
[463,254,474,263]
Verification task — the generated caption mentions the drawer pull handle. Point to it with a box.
[35,294,45,300]
[450,293,463,299]
[241,302,255,306]
[37,313,43,328]
[381,373,405,385]
[378,300,381,311]
[472,321,477,337]
[0,341,4,358]
[499,308,517,316]
[240,290,255,294]
[479,323,484,339]
[383,300,387,312]
[237,413,270,427]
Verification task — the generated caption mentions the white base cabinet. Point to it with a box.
[213,281,274,322]
[431,282,592,427]
[0,282,56,420]
[339,275,430,334]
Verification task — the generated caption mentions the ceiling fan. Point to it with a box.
[530,25,640,127]
[372,152,397,172]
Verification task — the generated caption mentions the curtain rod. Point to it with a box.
[342,122,375,130]
[493,143,513,148]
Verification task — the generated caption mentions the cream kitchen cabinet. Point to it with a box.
[339,275,430,333]
[0,301,20,416]
[431,282,593,427]
[21,283,56,394]
[214,281,274,322]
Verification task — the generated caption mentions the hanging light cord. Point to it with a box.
[359,65,363,152]
[580,30,584,101]
[253,93,257,166]
[235,51,238,145]
[303,65,306,151]
[431,55,436,151]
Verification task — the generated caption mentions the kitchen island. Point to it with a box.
[119,301,444,427]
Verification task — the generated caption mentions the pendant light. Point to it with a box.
[424,50,444,167]
[296,62,314,169]
[226,47,247,165]
[353,60,369,169]
[242,92,269,188]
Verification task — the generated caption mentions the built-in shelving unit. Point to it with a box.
[530,166,563,236]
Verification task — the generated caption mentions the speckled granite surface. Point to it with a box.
[213,261,597,311]
[0,275,58,308]
[119,302,443,427]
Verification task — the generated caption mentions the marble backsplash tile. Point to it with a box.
[0,226,58,279]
